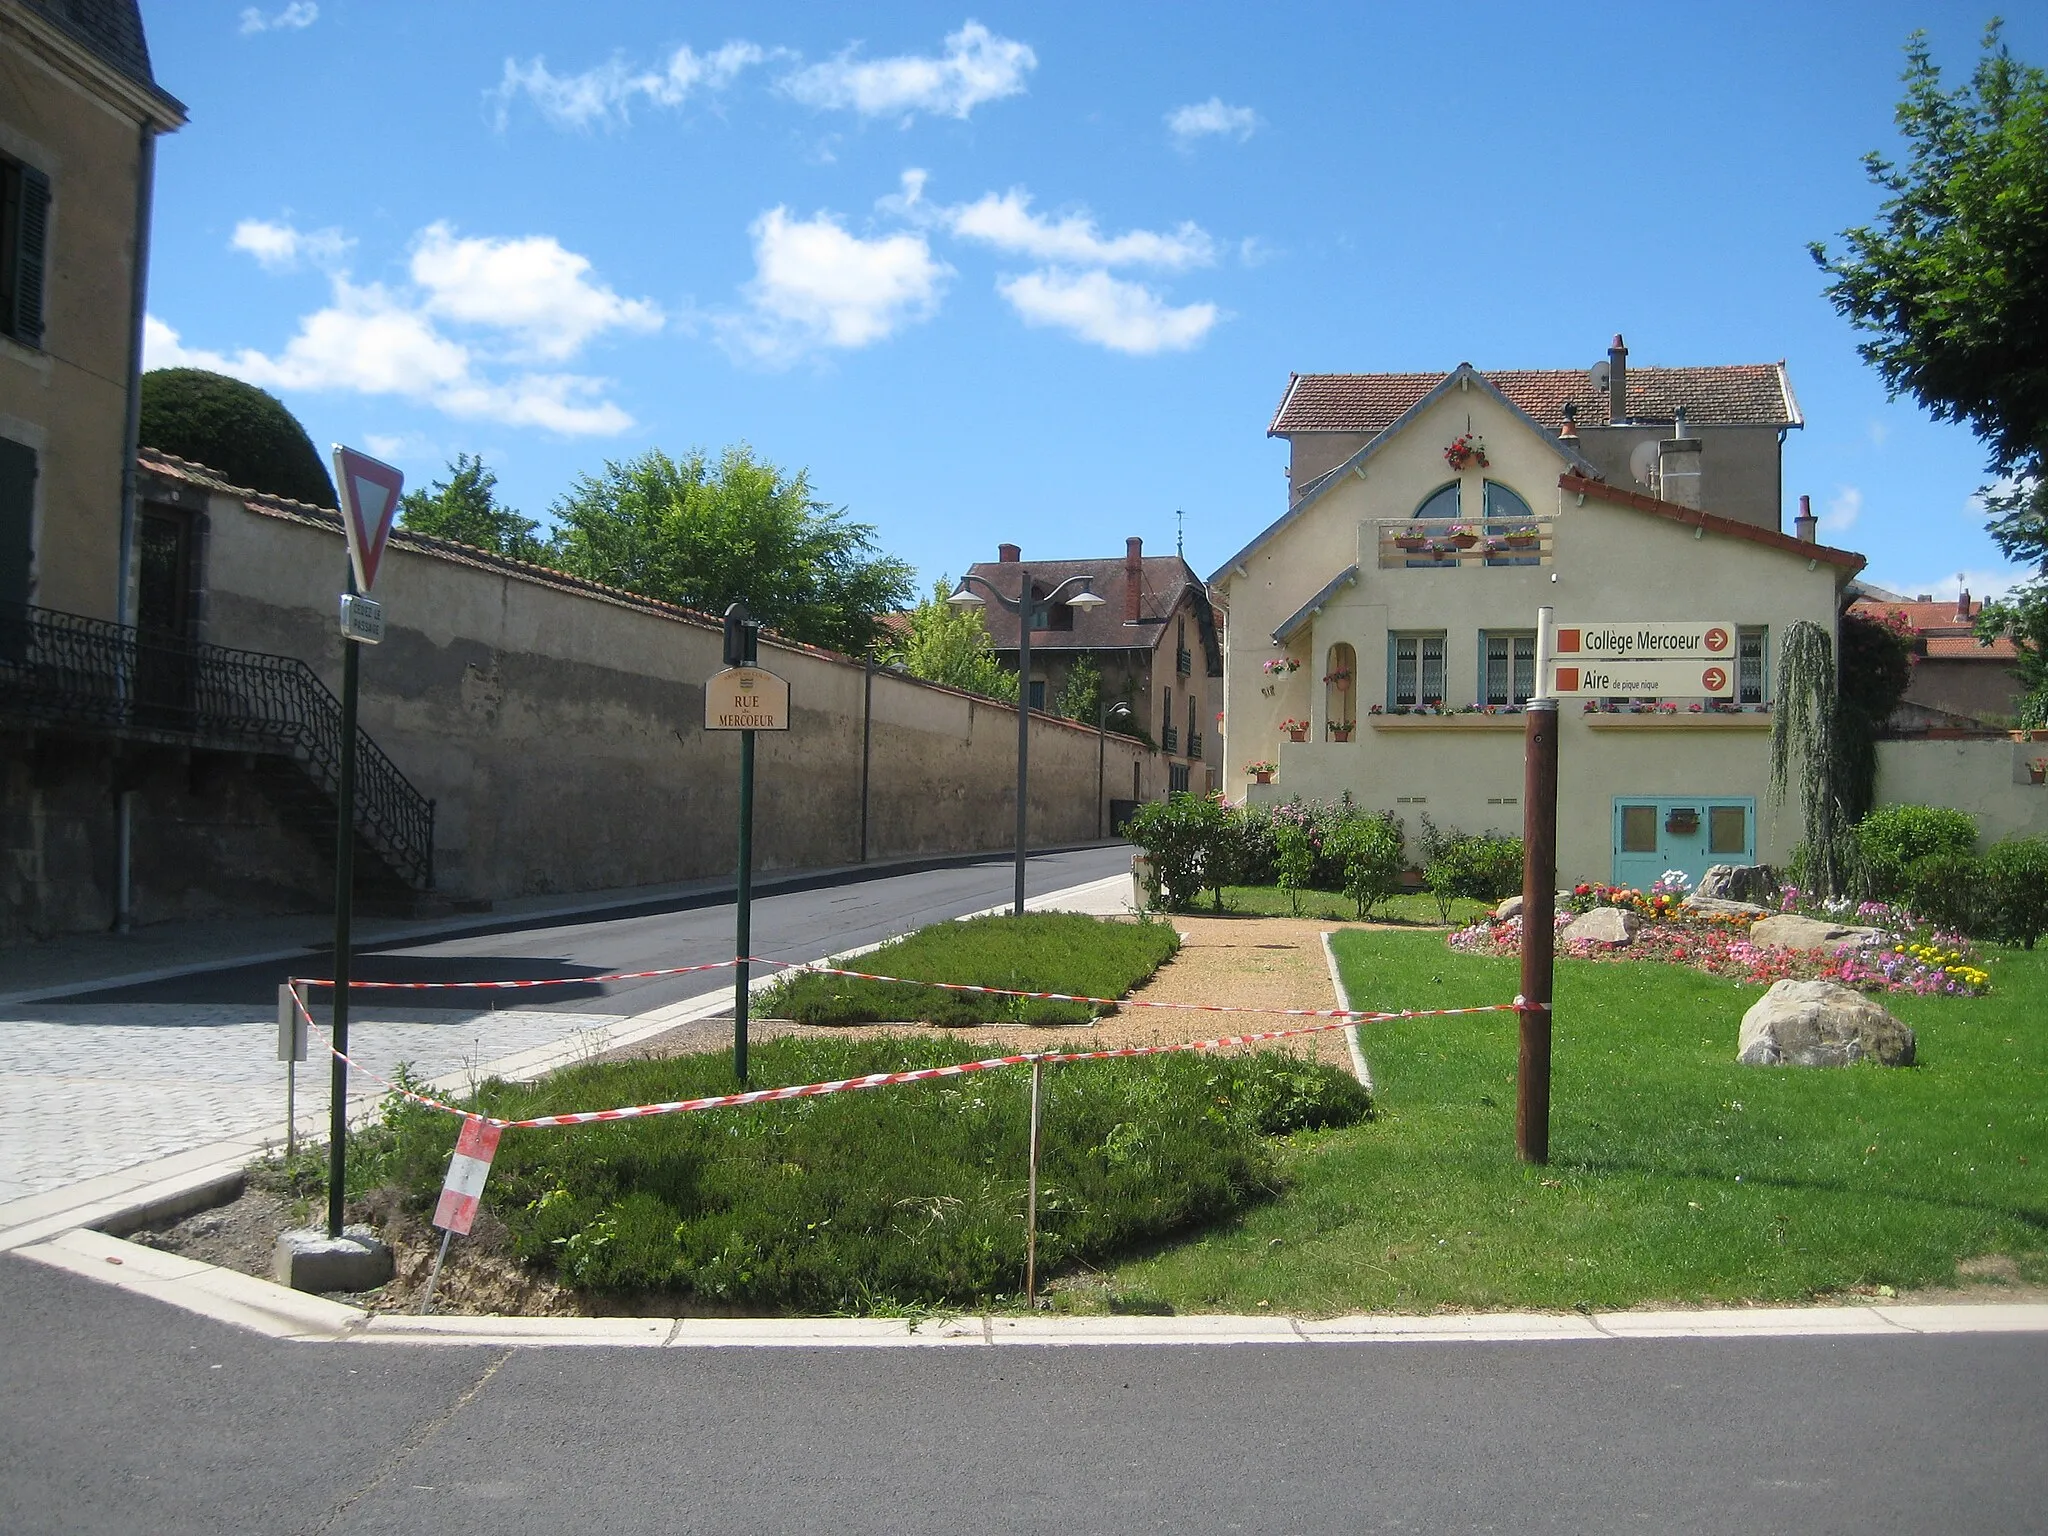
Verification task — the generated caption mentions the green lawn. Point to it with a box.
[757,911,1179,1026]
[1086,929,2048,1313]
[1213,885,1493,927]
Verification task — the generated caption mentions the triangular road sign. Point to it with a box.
[330,444,405,594]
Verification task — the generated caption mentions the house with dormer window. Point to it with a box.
[1208,337,1866,887]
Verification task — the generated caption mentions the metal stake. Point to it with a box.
[1025,1057,1044,1306]
[1517,605,1559,1165]
[286,1058,296,1158]
[418,1229,453,1315]
[327,625,360,1238]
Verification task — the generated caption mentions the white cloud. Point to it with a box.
[230,218,352,273]
[493,41,766,130]
[780,21,1034,120]
[1166,97,1259,146]
[239,2,317,35]
[995,268,1219,354]
[942,188,1214,270]
[146,223,652,436]
[720,207,950,364]
[409,223,661,360]
[1824,485,1863,534]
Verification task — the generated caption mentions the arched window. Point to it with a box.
[1483,481,1532,521]
[1483,481,1538,566]
[1415,482,1460,521]
[1325,642,1356,739]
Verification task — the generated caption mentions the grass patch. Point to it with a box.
[1090,930,2048,1313]
[1215,885,1492,927]
[378,1035,1368,1310]
[759,912,1179,1026]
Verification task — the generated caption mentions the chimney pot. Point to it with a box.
[998,543,1021,563]
[1956,588,1972,621]
[1793,493,1817,543]
[1125,537,1143,624]
[1559,400,1578,441]
[1608,334,1628,423]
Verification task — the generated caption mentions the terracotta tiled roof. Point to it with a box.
[1848,597,2020,661]
[1269,364,1799,436]
[966,553,1210,654]
[1562,474,1864,574]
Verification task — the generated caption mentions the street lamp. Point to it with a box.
[1097,699,1134,839]
[950,569,1106,915]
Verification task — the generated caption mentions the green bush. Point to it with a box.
[1274,820,1314,916]
[1416,815,1525,919]
[758,913,1179,1027]
[1981,837,2048,949]
[1856,804,1980,896]
[1126,792,1229,911]
[139,368,337,507]
[1904,852,1988,936]
[385,1037,1371,1306]
[1327,812,1405,919]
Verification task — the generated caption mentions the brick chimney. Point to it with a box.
[1125,536,1144,623]
[1608,333,1628,423]
[1793,494,1817,543]
[1956,588,1973,622]
[997,543,1021,563]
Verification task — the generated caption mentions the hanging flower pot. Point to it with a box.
[1445,524,1480,549]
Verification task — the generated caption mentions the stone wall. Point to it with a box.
[1876,736,2048,846]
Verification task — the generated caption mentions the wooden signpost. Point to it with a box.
[705,604,789,1084]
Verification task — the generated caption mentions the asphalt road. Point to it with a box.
[63,845,1136,1015]
[3,1256,2042,1535]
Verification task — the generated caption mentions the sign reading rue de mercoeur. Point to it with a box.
[704,666,791,731]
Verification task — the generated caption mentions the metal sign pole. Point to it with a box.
[327,622,359,1236]
[1025,1057,1045,1306]
[735,725,754,1087]
[1517,605,1559,1164]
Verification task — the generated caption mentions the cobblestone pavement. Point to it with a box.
[0,1004,613,1205]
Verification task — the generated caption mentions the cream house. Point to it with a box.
[1209,349,1865,887]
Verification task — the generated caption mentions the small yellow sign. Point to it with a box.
[704,665,791,731]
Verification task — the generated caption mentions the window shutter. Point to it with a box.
[14,165,50,348]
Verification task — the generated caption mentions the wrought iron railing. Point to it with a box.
[1187,730,1203,761]
[0,605,434,890]
[1161,724,1179,755]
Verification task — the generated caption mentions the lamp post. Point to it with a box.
[1097,699,1133,839]
[950,569,1106,915]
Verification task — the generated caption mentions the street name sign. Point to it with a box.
[331,444,405,594]
[1550,660,1736,697]
[704,665,790,731]
[1553,621,1735,661]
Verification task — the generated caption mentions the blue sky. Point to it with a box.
[141,2,2044,603]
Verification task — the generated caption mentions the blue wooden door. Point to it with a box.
[1612,797,1755,889]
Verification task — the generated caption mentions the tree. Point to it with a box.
[398,454,550,564]
[1811,25,2048,710]
[549,445,915,655]
[138,368,336,507]
[1771,620,1856,897]
[877,579,1017,701]
[1054,653,1102,722]
[1836,609,1916,818]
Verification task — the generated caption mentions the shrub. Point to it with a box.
[1903,852,1987,937]
[139,368,337,507]
[1327,812,1405,919]
[1856,804,1979,897]
[386,1037,1371,1307]
[758,913,1179,1027]
[1274,820,1315,916]
[1416,815,1525,919]
[1126,792,1229,911]
[1981,836,2048,949]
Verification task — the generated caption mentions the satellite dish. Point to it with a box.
[1589,359,1612,396]
[1628,439,1660,487]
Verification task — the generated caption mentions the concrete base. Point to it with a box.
[273,1225,394,1294]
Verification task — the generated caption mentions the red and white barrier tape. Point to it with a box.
[285,978,1519,1132]
[294,958,742,992]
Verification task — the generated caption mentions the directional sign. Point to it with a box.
[704,665,791,731]
[1553,621,1735,661]
[1551,660,1735,698]
[331,444,405,594]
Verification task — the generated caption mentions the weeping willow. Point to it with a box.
[1770,619,1855,896]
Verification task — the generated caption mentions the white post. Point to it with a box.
[1532,605,1555,703]
[1025,1058,1044,1306]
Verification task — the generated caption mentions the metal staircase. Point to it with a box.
[1,604,434,892]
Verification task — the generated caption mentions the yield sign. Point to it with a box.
[330,444,405,594]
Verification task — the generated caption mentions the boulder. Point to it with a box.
[1563,907,1640,946]
[1737,980,1915,1067]
[1494,896,1523,922]
[1749,914,1886,953]
[1697,864,1779,904]
[1684,894,1772,919]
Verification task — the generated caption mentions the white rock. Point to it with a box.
[1749,914,1885,953]
[1684,894,1772,918]
[1562,907,1640,946]
[1737,980,1915,1068]
[1494,896,1523,922]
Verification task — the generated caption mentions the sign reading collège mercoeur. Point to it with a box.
[704,666,791,731]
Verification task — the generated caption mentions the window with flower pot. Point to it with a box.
[1738,627,1767,704]
[1479,630,1536,705]
[1324,641,1357,738]
[1388,632,1446,708]
[1481,482,1541,566]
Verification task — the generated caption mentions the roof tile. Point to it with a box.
[1270,365,1798,436]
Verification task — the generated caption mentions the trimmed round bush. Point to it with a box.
[1981,837,2048,950]
[139,368,336,507]
[1856,804,1979,896]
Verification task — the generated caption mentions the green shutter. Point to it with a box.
[13,165,49,348]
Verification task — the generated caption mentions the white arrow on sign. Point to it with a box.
[331,444,405,595]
